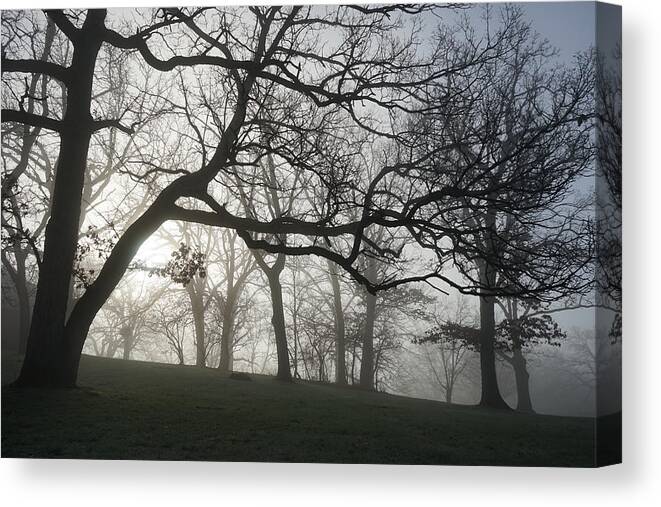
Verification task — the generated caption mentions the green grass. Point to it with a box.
[2,354,598,466]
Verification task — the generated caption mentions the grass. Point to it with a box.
[2,354,600,466]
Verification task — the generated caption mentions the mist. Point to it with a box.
[1,2,621,466]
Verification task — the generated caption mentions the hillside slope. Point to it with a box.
[2,354,597,466]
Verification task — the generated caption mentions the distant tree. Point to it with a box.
[351,261,434,390]
[148,235,214,366]
[213,229,257,373]
[279,254,360,383]
[87,273,165,360]
[145,293,192,365]
[236,152,297,381]
[419,298,565,410]
[494,298,565,413]
[413,299,475,403]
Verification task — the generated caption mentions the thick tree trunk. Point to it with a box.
[65,171,93,320]
[267,271,291,381]
[327,260,346,385]
[359,258,377,390]
[475,201,510,409]
[478,294,510,409]
[14,12,106,387]
[509,301,534,413]
[512,347,534,413]
[187,281,206,367]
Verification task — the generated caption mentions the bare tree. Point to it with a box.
[214,228,257,372]
[411,8,594,407]
[146,293,191,365]
[2,6,597,393]
[87,273,165,360]
[595,46,621,341]
[414,299,475,403]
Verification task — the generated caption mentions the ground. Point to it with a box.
[2,354,602,466]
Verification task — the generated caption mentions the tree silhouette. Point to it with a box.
[2,6,598,392]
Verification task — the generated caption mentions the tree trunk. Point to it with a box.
[14,11,106,387]
[217,291,236,373]
[359,257,377,389]
[106,340,118,359]
[327,260,346,385]
[15,271,31,356]
[509,300,534,413]
[120,326,132,360]
[512,347,534,412]
[478,293,510,409]
[2,248,32,355]
[187,281,206,367]
[476,200,510,409]
[267,271,291,381]
[58,203,168,386]
[66,170,93,320]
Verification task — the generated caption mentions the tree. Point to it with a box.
[1,13,56,353]
[2,9,149,385]
[86,272,165,360]
[152,238,210,366]
[327,259,348,384]
[145,293,191,365]
[494,298,565,413]
[235,151,300,381]
[595,46,621,341]
[418,297,565,410]
[413,298,475,403]
[280,255,358,383]
[411,7,594,407]
[214,228,257,372]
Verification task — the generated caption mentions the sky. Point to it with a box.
[524,1,595,60]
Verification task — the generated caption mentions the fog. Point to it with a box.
[1,2,621,463]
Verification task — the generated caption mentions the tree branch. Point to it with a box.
[169,202,359,238]
[1,58,69,84]
[1,109,62,132]
[100,26,259,73]
[92,118,136,135]
[44,9,80,42]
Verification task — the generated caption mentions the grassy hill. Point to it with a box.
[2,354,599,466]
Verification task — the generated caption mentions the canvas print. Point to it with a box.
[1,2,621,466]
